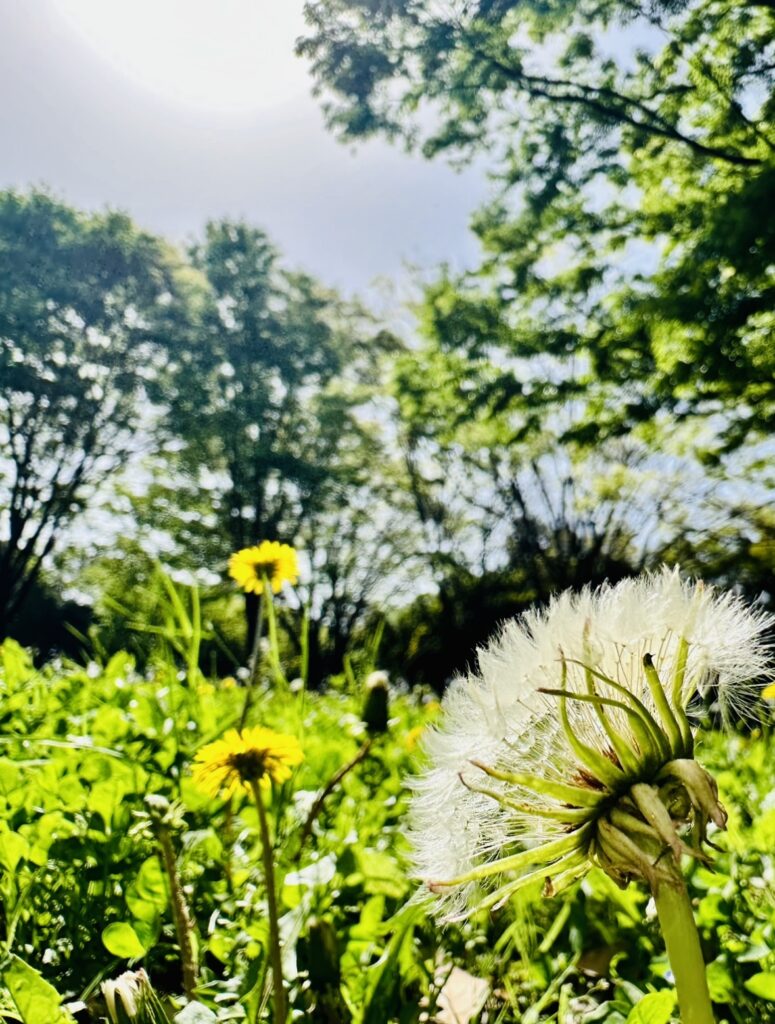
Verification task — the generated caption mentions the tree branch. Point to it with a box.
[472,44,764,168]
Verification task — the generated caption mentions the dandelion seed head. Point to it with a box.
[408,567,773,920]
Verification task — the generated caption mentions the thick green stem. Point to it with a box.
[653,875,714,1024]
[251,780,287,1024]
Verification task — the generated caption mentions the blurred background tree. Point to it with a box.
[0,189,187,632]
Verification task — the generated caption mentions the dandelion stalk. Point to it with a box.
[156,824,198,1002]
[230,541,299,729]
[139,797,198,1002]
[653,871,715,1024]
[263,585,289,689]
[296,739,372,860]
[251,780,288,1024]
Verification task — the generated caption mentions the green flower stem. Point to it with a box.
[250,780,287,1024]
[156,825,198,1002]
[263,586,289,689]
[653,874,715,1024]
[239,590,265,733]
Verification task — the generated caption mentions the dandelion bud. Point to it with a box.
[362,670,390,734]
[409,568,772,920]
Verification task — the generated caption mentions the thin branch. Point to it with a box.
[295,740,372,859]
[471,43,764,168]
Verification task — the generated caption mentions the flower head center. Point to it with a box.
[230,749,269,783]
[251,557,279,578]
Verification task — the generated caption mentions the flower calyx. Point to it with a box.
[590,762,726,892]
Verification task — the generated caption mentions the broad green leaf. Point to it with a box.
[625,991,676,1024]
[706,960,735,1003]
[102,921,147,959]
[133,918,161,954]
[0,639,34,687]
[126,856,169,923]
[0,826,28,873]
[2,954,73,1023]
[0,759,21,798]
[744,973,775,1001]
[355,849,407,899]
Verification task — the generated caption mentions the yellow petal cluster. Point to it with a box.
[228,541,299,595]
[192,726,303,799]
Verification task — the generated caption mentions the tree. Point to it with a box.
[167,222,373,547]
[300,0,769,167]
[292,481,415,683]
[0,190,185,629]
[377,333,673,688]
[299,0,775,447]
[159,219,402,671]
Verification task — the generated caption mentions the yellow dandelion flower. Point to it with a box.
[192,726,303,799]
[762,682,775,700]
[228,541,299,595]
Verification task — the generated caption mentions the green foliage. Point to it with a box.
[164,220,386,555]
[1,954,75,1023]
[0,629,773,1021]
[293,0,775,659]
[299,0,775,450]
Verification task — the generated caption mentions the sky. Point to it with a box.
[0,0,489,297]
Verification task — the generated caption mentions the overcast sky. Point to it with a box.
[0,0,489,297]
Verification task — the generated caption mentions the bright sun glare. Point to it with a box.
[51,0,308,114]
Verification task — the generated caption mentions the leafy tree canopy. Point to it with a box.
[299,0,775,447]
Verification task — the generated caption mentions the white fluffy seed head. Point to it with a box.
[407,567,773,920]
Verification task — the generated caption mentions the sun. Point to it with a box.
[50,0,309,114]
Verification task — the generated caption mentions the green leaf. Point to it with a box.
[706,960,735,1003]
[625,990,676,1024]
[102,921,148,959]
[2,954,73,1023]
[133,918,161,954]
[0,826,28,874]
[744,973,775,1001]
[126,856,169,923]
[362,904,423,1024]
[0,759,21,798]
[355,849,407,899]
